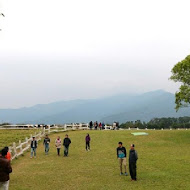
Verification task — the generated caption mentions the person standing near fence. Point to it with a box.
[102,122,105,130]
[4,147,11,161]
[55,136,61,156]
[63,134,71,157]
[116,142,128,176]
[129,144,138,181]
[95,121,98,130]
[99,122,102,130]
[0,148,12,190]
[43,135,51,155]
[31,137,37,158]
[85,134,91,151]
[89,121,93,130]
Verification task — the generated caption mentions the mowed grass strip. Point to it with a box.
[5,130,190,190]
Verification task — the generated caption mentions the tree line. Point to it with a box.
[120,116,190,129]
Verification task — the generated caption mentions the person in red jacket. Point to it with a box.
[99,122,102,130]
[0,148,12,190]
[4,147,11,161]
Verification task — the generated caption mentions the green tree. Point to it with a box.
[170,55,190,111]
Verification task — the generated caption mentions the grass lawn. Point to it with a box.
[0,129,39,149]
[4,130,190,190]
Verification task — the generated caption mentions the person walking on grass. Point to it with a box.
[43,134,50,155]
[85,134,91,151]
[0,148,12,190]
[31,137,37,158]
[129,144,138,181]
[63,134,71,157]
[117,142,128,176]
[55,136,61,156]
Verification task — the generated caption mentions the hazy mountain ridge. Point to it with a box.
[1,90,190,124]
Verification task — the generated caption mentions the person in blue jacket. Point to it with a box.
[116,142,128,176]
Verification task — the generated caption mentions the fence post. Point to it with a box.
[19,140,23,154]
[64,124,67,131]
[42,127,45,135]
[25,137,29,149]
[48,125,51,134]
[72,123,75,130]
[13,142,17,158]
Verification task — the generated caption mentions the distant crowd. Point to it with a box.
[89,121,120,130]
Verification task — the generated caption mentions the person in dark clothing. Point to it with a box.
[116,142,128,176]
[63,134,71,157]
[0,148,12,190]
[30,137,37,158]
[89,121,93,130]
[85,134,91,151]
[95,121,98,130]
[102,122,105,130]
[43,135,50,155]
[116,122,120,130]
[129,144,138,181]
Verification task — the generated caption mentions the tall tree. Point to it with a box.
[170,55,190,111]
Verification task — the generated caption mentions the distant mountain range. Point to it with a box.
[1,90,190,124]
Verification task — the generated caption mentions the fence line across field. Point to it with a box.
[6,123,190,160]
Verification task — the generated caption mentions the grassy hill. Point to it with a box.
[6,130,190,190]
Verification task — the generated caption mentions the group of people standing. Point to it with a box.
[30,134,72,158]
[89,121,105,130]
[117,142,138,181]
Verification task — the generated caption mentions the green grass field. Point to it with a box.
[0,129,39,149]
[2,130,190,190]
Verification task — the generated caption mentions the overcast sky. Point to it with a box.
[0,0,190,108]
